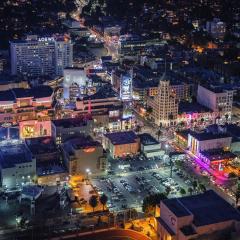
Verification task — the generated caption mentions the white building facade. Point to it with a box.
[10,35,73,77]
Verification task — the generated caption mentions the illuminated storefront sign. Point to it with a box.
[83,147,96,153]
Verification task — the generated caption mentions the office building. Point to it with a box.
[147,74,178,127]
[10,35,73,77]
[157,190,240,240]
[197,85,233,121]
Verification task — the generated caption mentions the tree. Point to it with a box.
[142,193,167,216]
[192,180,198,192]
[89,195,98,212]
[165,186,171,196]
[188,187,193,196]
[99,194,108,211]
[198,183,207,193]
[180,188,186,196]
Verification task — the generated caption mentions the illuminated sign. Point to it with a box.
[120,74,132,101]
[83,147,96,153]
[19,120,52,139]
[38,37,55,42]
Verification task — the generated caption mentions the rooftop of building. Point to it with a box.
[178,101,212,114]
[0,143,33,169]
[104,131,138,145]
[52,117,92,128]
[25,137,58,155]
[190,131,231,141]
[83,84,117,100]
[64,135,101,150]
[37,160,67,176]
[200,149,236,162]
[0,86,53,101]
[138,133,159,146]
[162,190,240,226]
[175,129,194,140]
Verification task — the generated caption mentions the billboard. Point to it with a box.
[120,74,132,101]
[19,120,52,139]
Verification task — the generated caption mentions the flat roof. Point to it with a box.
[138,133,159,145]
[162,190,240,226]
[0,143,32,168]
[26,137,57,155]
[190,132,231,141]
[179,101,212,114]
[64,135,101,150]
[0,86,53,101]
[200,149,236,162]
[104,131,138,145]
[83,84,117,100]
[52,117,92,128]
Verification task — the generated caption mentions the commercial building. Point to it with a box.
[10,35,73,77]
[157,190,240,240]
[19,120,52,139]
[63,67,88,101]
[206,18,226,39]
[0,141,36,189]
[51,117,94,144]
[102,131,140,158]
[0,85,54,124]
[111,69,133,101]
[75,84,125,131]
[197,85,233,120]
[62,136,107,175]
[187,132,232,155]
[147,74,178,127]
[138,133,163,158]
[25,137,67,185]
[177,101,217,126]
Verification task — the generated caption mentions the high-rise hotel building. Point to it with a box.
[10,35,73,77]
[147,73,178,127]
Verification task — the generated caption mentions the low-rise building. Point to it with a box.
[52,117,93,144]
[157,190,240,240]
[103,131,140,158]
[188,132,232,155]
[138,133,163,158]
[0,141,36,189]
[62,136,107,176]
[178,101,217,126]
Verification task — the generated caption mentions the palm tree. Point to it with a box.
[188,187,193,196]
[156,129,162,141]
[89,195,98,212]
[180,188,186,196]
[99,194,108,211]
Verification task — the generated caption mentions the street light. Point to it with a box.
[86,168,91,183]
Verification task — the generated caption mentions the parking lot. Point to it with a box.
[92,154,194,212]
